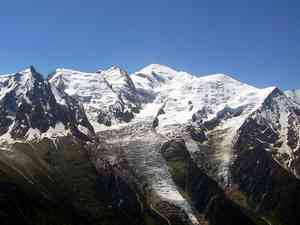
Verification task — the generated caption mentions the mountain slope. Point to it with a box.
[49,67,140,129]
[49,63,300,181]
[235,88,300,175]
[129,64,300,182]
[285,89,300,105]
[131,64,274,126]
[0,66,93,143]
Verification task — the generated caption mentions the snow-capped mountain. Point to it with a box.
[131,64,275,127]
[285,89,300,105]
[49,66,140,129]
[1,64,300,225]
[129,64,300,181]
[0,66,93,142]
[48,63,300,181]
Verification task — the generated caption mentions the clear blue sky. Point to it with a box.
[0,0,299,90]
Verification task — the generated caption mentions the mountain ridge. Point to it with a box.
[0,66,94,143]
[48,63,300,180]
[1,64,300,225]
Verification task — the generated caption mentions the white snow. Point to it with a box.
[77,124,90,136]
[0,68,43,140]
[49,65,296,182]
[103,126,200,225]
[131,64,277,129]
[1,64,300,223]
[0,68,41,102]
[2,64,300,181]
[130,65,293,184]
[49,68,133,126]
[285,89,300,105]
[0,122,72,144]
[25,122,71,141]
[252,90,300,170]
[0,122,16,145]
[50,85,67,106]
[100,66,131,93]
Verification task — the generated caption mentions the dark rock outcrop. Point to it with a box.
[231,145,300,225]
[161,138,258,225]
[0,67,94,140]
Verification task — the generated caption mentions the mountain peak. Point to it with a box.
[20,65,35,73]
[55,68,83,74]
[204,73,232,79]
[29,65,37,73]
[198,73,241,83]
[138,64,178,76]
[18,66,43,82]
[0,66,94,141]
[108,65,125,71]
[105,65,128,76]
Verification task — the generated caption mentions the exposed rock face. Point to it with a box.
[87,141,145,225]
[186,126,207,142]
[235,88,300,177]
[231,145,300,225]
[0,67,94,141]
[101,66,139,106]
[161,138,257,225]
[95,161,143,224]
[49,67,140,128]
[0,67,57,137]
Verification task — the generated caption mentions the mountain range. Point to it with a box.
[0,64,300,225]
